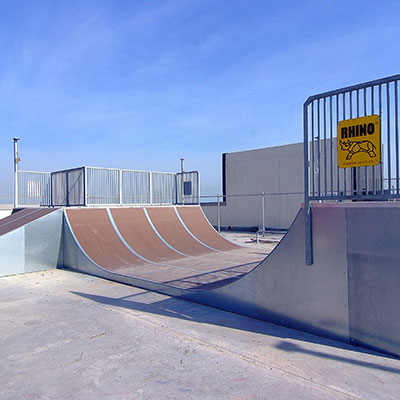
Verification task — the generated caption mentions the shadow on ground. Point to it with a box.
[70,288,400,375]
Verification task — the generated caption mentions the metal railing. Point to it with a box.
[304,73,400,264]
[17,171,51,207]
[17,166,200,207]
[201,191,303,232]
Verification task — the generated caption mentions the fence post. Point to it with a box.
[119,169,122,206]
[149,172,153,205]
[13,138,20,208]
[262,191,265,231]
[217,193,221,232]
[84,167,88,206]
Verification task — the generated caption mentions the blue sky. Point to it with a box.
[0,0,399,198]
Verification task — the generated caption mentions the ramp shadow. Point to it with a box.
[70,290,400,373]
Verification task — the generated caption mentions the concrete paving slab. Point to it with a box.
[1,269,399,400]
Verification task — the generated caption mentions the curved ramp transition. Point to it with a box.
[63,202,400,358]
[64,206,265,290]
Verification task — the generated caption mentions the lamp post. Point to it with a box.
[13,138,20,208]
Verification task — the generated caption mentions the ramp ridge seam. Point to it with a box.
[107,209,200,272]
[174,207,220,252]
[143,208,190,257]
[63,211,184,294]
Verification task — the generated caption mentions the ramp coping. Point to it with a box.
[142,207,190,257]
[174,206,220,252]
[0,208,42,229]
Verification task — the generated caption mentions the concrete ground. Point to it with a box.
[1,269,400,400]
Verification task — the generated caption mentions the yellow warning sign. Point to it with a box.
[337,115,380,168]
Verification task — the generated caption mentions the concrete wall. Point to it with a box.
[202,142,304,230]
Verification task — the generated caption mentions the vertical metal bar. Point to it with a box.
[356,89,361,195]
[262,192,265,231]
[323,97,327,196]
[311,102,315,196]
[372,86,376,194]
[379,84,383,193]
[387,82,391,194]
[336,95,340,198]
[349,91,355,197]
[395,80,399,194]
[149,172,153,205]
[13,138,20,208]
[217,193,221,233]
[119,169,123,205]
[329,96,333,196]
[198,172,201,205]
[343,93,347,196]
[304,101,313,265]
[317,99,321,197]
[84,167,88,206]
[364,88,368,195]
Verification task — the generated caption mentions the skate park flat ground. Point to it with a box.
[1,269,399,400]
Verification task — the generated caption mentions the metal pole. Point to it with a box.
[180,158,184,173]
[119,169,122,206]
[149,172,153,205]
[217,193,221,232]
[13,138,20,208]
[262,191,265,232]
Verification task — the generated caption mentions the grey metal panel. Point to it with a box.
[0,228,25,277]
[122,170,150,204]
[17,171,51,207]
[51,170,68,206]
[151,172,176,204]
[176,171,200,204]
[346,205,400,356]
[187,206,350,342]
[87,167,120,205]
[67,168,85,206]
[24,209,63,273]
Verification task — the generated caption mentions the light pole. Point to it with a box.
[13,138,20,208]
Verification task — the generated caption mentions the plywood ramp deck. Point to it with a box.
[65,206,268,289]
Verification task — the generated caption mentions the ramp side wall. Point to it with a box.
[186,206,350,342]
[346,205,400,356]
[0,209,63,277]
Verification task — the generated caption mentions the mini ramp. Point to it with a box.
[62,202,400,357]
[63,206,266,291]
[0,208,63,277]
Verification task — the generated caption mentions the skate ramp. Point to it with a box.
[63,206,262,291]
[0,208,63,277]
[62,203,400,358]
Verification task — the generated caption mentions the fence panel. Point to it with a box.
[86,167,119,205]
[176,171,200,204]
[51,167,85,206]
[151,172,176,204]
[122,170,151,204]
[304,74,400,264]
[17,171,51,207]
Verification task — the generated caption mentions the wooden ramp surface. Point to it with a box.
[65,206,267,289]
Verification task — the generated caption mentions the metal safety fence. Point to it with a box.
[17,167,200,207]
[17,171,51,206]
[201,191,303,232]
[304,73,400,264]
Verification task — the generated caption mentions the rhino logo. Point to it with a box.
[339,139,376,160]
